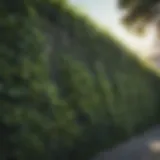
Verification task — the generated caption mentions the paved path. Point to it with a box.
[92,125,160,160]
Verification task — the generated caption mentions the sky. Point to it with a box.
[69,0,155,56]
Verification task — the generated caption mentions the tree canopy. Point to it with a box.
[118,0,160,33]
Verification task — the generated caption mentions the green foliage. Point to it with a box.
[0,1,77,159]
[2,0,160,160]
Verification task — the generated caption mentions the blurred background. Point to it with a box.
[2,0,160,160]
